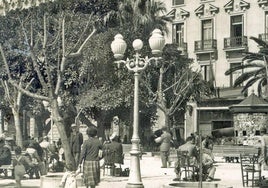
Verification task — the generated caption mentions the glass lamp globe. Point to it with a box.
[149,29,165,55]
[111,34,127,60]
[132,39,143,51]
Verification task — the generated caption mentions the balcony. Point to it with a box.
[194,39,217,52]
[259,33,268,42]
[224,36,248,50]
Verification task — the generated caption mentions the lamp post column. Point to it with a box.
[127,71,143,188]
[111,29,165,188]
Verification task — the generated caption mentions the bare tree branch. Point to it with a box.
[67,27,97,58]
[8,79,49,101]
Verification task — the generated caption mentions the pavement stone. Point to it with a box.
[0,155,244,188]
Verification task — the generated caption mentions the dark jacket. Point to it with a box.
[103,141,124,164]
[70,132,83,153]
[79,137,102,163]
[0,146,11,165]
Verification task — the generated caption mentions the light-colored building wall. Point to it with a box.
[165,0,267,90]
[163,0,268,138]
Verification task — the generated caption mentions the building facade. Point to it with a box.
[164,0,268,138]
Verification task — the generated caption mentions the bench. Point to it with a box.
[213,145,260,163]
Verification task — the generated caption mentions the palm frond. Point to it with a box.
[238,76,261,89]
[225,63,264,75]
[250,36,268,49]
[257,78,267,96]
[242,52,264,62]
[233,71,261,86]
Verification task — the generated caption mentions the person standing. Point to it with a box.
[155,126,172,168]
[78,127,102,188]
[70,124,83,168]
[259,127,268,177]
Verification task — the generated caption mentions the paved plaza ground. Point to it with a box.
[0,154,245,188]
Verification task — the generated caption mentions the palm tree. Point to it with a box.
[105,0,171,36]
[225,37,268,96]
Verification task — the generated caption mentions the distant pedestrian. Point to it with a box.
[70,123,83,168]
[155,126,172,168]
[79,127,102,188]
[259,127,268,177]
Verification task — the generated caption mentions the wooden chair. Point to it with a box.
[240,153,261,187]
[176,150,198,181]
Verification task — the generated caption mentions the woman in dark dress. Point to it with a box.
[79,127,102,188]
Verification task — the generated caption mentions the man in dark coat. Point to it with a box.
[0,137,12,175]
[70,124,83,168]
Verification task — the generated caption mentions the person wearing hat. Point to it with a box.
[154,126,172,168]
[70,123,83,169]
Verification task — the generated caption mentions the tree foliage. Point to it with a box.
[225,37,268,96]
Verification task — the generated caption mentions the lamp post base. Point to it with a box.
[126,183,144,188]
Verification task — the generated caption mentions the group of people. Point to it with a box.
[62,124,124,188]
[0,134,65,188]
[154,127,216,182]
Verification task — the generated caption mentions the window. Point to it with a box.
[201,64,212,82]
[173,23,184,47]
[201,19,213,49]
[202,19,213,40]
[231,15,243,38]
[230,63,242,87]
[173,0,184,6]
[263,12,268,41]
[265,12,268,34]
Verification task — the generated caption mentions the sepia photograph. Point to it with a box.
[0,0,267,187]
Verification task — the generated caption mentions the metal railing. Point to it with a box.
[194,39,217,51]
[224,36,248,49]
[259,33,268,42]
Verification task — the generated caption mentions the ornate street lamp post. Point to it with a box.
[111,29,165,188]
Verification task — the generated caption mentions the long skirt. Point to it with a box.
[83,160,100,186]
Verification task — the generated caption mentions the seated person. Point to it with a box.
[13,146,35,187]
[202,143,216,181]
[103,134,124,165]
[0,137,12,166]
[26,143,42,178]
[174,136,198,181]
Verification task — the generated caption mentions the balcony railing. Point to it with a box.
[224,36,248,49]
[259,33,268,42]
[194,39,217,52]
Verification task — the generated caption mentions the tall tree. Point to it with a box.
[0,1,114,170]
[225,37,268,96]
[105,0,170,38]
[143,44,213,128]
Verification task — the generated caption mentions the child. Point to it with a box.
[60,164,80,188]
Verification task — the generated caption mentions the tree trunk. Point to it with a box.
[50,99,76,170]
[12,108,23,147]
